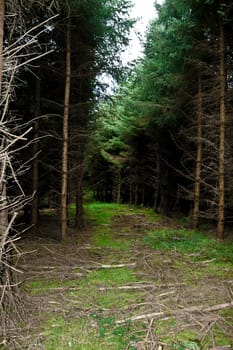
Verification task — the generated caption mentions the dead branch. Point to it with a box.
[209,347,231,350]
[115,301,233,324]
[93,262,136,269]
[0,7,59,340]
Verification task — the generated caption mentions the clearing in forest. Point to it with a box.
[11,202,233,349]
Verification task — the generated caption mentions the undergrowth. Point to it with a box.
[22,199,233,350]
[44,315,139,350]
[144,228,233,263]
[84,202,126,225]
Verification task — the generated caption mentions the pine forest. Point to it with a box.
[0,1,233,349]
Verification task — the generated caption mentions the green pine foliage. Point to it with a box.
[88,0,233,230]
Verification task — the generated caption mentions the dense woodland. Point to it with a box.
[1,0,233,246]
[1,0,233,344]
[89,0,233,241]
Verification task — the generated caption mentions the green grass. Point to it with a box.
[44,316,115,350]
[144,228,233,263]
[161,329,200,349]
[26,265,143,349]
[173,337,200,350]
[83,201,135,249]
[24,278,66,295]
[92,229,133,250]
[83,201,159,226]
[68,287,142,310]
[25,267,138,293]
[25,200,233,349]
[39,267,142,349]
[84,202,125,225]
[78,267,138,287]
[44,315,139,350]
[154,314,233,350]
[142,207,160,222]
[67,267,143,310]
[82,200,160,250]
[144,227,233,284]
[170,326,232,350]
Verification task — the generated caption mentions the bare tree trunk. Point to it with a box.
[192,75,203,229]
[217,19,225,240]
[153,149,160,212]
[0,6,59,336]
[0,0,7,237]
[61,18,71,239]
[113,168,121,203]
[134,164,138,205]
[141,185,145,205]
[0,0,4,92]
[75,166,84,229]
[134,184,138,205]
[116,168,121,204]
[129,181,133,204]
[31,75,40,227]
[0,160,7,234]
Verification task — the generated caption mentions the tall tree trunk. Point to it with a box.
[141,185,145,205]
[31,75,41,227]
[0,0,4,92]
[153,143,160,212]
[112,168,121,203]
[217,19,225,240]
[0,0,7,236]
[61,18,71,239]
[129,180,133,204]
[134,184,138,205]
[116,168,121,204]
[192,75,203,229]
[75,165,84,229]
[134,164,138,205]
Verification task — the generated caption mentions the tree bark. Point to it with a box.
[129,180,133,204]
[153,144,160,212]
[0,0,7,237]
[61,18,71,239]
[192,75,203,229]
[75,164,84,229]
[0,0,4,93]
[115,168,121,204]
[31,75,41,227]
[217,19,225,240]
[117,170,121,204]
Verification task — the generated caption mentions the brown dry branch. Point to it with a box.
[24,284,173,293]
[0,8,59,343]
[200,318,219,344]
[93,262,136,269]
[20,262,136,271]
[115,301,233,325]
[142,318,155,348]
[209,346,231,350]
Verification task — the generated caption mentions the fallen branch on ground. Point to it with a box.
[209,346,231,350]
[115,301,233,324]
[25,284,175,293]
[89,263,137,269]
[98,286,175,293]
[20,262,136,271]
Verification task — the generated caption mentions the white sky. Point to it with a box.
[100,0,163,92]
[122,0,164,63]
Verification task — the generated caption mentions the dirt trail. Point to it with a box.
[10,211,233,349]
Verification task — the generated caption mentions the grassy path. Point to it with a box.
[12,202,233,349]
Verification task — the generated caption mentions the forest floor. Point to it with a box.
[5,202,233,349]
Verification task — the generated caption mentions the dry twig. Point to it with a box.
[115,301,233,324]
